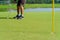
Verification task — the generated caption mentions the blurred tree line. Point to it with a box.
[0,0,60,4]
[11,0,52,4]
[26,0,52,4]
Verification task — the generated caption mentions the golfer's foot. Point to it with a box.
[17,15,24,19]
[13,15,19,19]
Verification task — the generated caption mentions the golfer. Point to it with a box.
[14,0,26,19]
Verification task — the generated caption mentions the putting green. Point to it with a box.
[0,12,59,40]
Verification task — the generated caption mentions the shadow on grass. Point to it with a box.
[0,17,14,19]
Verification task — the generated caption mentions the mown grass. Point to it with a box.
[0,12,52,40]
[0,11,60,40]
[55,12,60,40]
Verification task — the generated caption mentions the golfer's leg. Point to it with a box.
[20,5,24,16]
[13,6,20,18]
[17,6,20,16]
